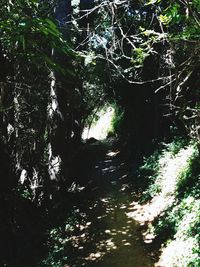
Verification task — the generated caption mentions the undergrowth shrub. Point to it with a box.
[154,196,200,267]
[153,205,177,241]
[107,103,124,137]
[39,211,81,267]
[176,145,200,199]
[141,139,200,267]
[165,137,189,156]
[135,149,161,202]
[137,138,192,203]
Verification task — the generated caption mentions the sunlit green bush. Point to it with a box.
[176,145,200,198]
[141,140,200,267]
[107,103,124,137]
[154,196,200,267]
[165,138,189,156]
[134,148,162,201]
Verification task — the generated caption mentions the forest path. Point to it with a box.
[65,144,155,267]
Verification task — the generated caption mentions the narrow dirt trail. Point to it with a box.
[65,145,155,267]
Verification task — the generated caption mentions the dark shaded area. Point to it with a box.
[0,1,199,266]
[0,140,46,266]
[111,80,170,158]
[0,196,46,267]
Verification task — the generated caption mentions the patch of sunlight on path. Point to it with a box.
[82,106,115,140]
[64,149,154,267]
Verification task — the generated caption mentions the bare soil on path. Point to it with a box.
[65,144,155,267]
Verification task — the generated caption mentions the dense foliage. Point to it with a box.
[0,0,199,266]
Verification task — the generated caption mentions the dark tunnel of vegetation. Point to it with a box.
[0,0,199,266]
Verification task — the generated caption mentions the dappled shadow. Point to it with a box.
[62,148,155,267]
